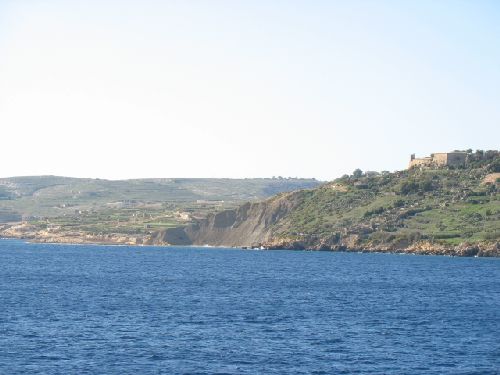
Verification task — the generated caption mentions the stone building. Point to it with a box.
[409,152,467,169]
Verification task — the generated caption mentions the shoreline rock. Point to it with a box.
[1,226,498,257]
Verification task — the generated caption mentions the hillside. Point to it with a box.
[162,150,500,256]
[0,176,319,240]
[0,176,319,218]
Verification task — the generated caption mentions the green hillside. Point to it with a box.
[269,151,499,250]
[167,150,499,256]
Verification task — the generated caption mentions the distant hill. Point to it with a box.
[164,150,499,256]
[0,176,320,219]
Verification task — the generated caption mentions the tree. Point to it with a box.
[488,158,500,173]
[419,179,434,192]
[399,180,419,195]
[352,169,363,178]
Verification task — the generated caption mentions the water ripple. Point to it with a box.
[0,239,499,374]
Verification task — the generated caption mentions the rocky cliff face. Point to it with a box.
[155,192,303,247]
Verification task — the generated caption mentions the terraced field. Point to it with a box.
[0,176,320,236]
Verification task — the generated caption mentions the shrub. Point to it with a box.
[363,206,385,218]
[482,231,499,240]
[488,158,500,173]
[419,179,434,192]
[395,231,423,243]
[399,180,419,195]
[433,233,461,239]
[370,231,396,244]
[393,199,405,208]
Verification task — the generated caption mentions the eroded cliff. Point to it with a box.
[153,191,303,247]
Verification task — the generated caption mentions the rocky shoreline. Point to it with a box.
[0,223,145,246]
[1,223,498,257]
[260,237,500,257]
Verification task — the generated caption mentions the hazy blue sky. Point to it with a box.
[0,0,499,180]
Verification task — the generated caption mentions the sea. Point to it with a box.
[0,239,499,374]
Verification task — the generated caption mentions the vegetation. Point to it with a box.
[0,176,319,238]
[271,151,499,249]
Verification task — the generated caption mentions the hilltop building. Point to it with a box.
[409,152,467,169]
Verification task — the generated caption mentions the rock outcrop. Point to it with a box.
[161,192,304,247]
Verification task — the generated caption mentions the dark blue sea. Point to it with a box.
[0,239,499,374]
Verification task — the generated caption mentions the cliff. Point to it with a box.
[149,192,303,247]
[158,151,499,256]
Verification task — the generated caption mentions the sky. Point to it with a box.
[0,0,499,181]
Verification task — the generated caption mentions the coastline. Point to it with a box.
[1,232,498,257]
